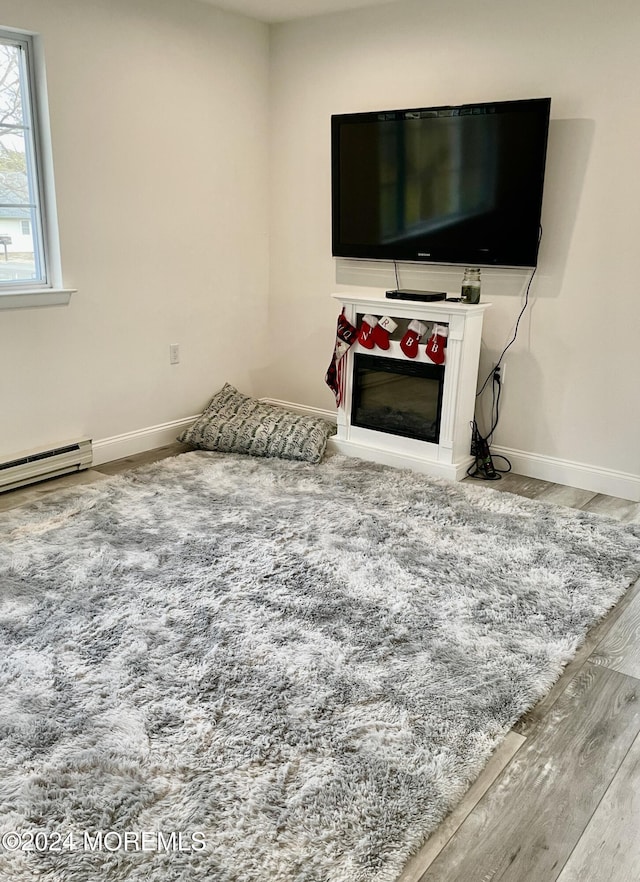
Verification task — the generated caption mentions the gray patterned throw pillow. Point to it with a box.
[178,384,335,464]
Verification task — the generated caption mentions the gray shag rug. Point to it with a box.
[1,451,639,882]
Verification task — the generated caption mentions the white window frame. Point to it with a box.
[0,27,74,309]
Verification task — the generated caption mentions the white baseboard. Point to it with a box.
[92,401,330,468]
[259,397,338,423]
[92,404,640,502]
[92,416,198,466]
[490,445,640,502]
[263,397,640,501]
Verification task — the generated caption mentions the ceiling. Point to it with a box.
[198,0,402,24]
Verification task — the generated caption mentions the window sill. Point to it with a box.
[0,288,77,310]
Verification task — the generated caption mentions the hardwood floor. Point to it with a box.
[1,450,639,882]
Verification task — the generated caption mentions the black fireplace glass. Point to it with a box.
[351,354,444,443]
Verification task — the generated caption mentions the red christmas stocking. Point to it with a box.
[425,324,448,364]
[358,314,379,349]
[325,310,358,405]
[400,319,427,358]
[370,316,398,350]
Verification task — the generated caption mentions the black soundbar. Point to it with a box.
[385,289,447,302]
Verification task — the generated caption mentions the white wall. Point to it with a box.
[0,0,269,459]
[1,0,638,493]
[265,0,640,488]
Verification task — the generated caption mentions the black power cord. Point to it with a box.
[467,419,500,480]
[467,373,512,480]
[476,259,538,400]
[469,228,542,480]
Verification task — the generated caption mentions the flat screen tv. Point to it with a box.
[331,97,551,268]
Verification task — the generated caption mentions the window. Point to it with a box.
[0,29,69,306]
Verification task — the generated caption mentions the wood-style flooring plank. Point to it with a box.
[417,665,640,882]
[0,469,110,514]
[555,729,640,882]
[626,505,640,524]
[514,576,640,737]
[589,586,640,680]
[464,472,555,498]
[93,442,187,475]
[534,484,598,509]
[580,493,640,522]
[397,732,525,882]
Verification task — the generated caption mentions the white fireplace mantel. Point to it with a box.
[330,289,491,481]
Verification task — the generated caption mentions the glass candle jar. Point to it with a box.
[461,268,481,304]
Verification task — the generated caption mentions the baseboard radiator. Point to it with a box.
[0,439,93,493]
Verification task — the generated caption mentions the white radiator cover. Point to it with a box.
[0,439,93,493]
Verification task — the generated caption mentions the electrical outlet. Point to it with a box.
[169,343,180,365]
[493,362,506,386]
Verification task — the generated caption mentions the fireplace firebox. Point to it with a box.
[351,354,444,444]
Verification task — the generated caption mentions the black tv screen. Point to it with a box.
[332,98,551,268]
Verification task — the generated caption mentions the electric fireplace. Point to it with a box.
[351,354,444,444]
[330,290,491,481]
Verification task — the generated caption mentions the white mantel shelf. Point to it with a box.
[331,289,490,321]
[331,289,491,482]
